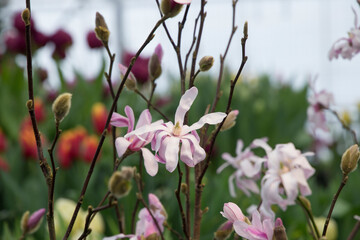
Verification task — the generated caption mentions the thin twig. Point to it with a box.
[134,89,170,121]
[297,197,320,240]
[175,163,189,239]
[164,222,185,240]
[326,108,358,145]
[348,218,360,240]
[63,16,167,239]
[322,174,348,237]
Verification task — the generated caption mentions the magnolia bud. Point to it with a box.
[199,56,214,72]
[149,44,163,80]
[274,218,288,240]
[340,144,360,175]
[298,196,312,212]
[161,0,183,18]
[243,21,248,38]
[220,110,238,131]
[21,8,31,26]
[214,221,233,240]
[21,208,46,235]
[181,183,188,194]
[52,93,72,123]
[95,12,110,44]
[108,171,132,198]
[119,64,137,91]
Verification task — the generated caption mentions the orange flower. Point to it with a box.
[19,118,46,159]
[81,135,99,163]
[57,126,87,168]
[34,98,46,123]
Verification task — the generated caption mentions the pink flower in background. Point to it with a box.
[111,106,161,176]
[104,194,166,240]
[125,87,227,172]
[329,7,360,60]
[256,140,315,217]
[50,29,73,59]
[123,52,150,84]
[27,208,46,231]
[221,202,275,240]
[217,138,267,197]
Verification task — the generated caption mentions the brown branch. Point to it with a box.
[134,89,170,121]
[296,197,320,240]
[175,163,189,239]
[322,174,348,237]
[63,16,167,239]
[348,218,360,240]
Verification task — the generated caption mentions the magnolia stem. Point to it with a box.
[322,174,348,237]
[347,219,360,240]
[297,197,320,240]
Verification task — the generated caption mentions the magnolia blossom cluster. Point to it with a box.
[219,138,315,218]
[104,194,166,240]
[111,87,226,176]
[329,7,360,60]
[221,202,278,240]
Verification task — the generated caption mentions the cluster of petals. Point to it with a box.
[111,106,161,176]
[221,202,275,240]
[307,80,334,133]
[104,194,166,240]
[125,87,227,173]
[329,8,360,60]
[217,138,267,197]
[255,140,315,216]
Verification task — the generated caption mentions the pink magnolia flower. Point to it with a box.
[125,87,227,172]
[103,194,166,240]
[256,140,315,216]
[123,52,150,84]
[329,8,360,60]
[218,138,267,197]
[111,106,160,176]
[221,202,275,240]
[307,80,334,132]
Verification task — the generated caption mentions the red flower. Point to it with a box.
[0,128,7,153]
[19,118,46,159]
[0,156,9,172]
[123,52,150,84]
[34,98,46,123]
[91,103,109,135]
[50,29,73,59]
[86,31,103,49]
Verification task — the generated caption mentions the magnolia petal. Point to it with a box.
[119,63,136,82]
[141,148,158,176]
[235,139,244,156]
[125,121,166,140]
[229,173,237,197]
[233,221,252,240]
[136,109,152,129]
[154,130,171,152]
[110,112,129,128]
[115,137,131,158]
[124,106,135,133]
[155,44,163,62]
[263,218,275,240]
[174,0,192,4]
[280,172,298,203]
[217,162,230,174]
[183,134,205,164]
[221,202,245,222]
[164,137,180,172]
[175,87,198,126]
[180,138,194,167]
[186,112,227,132]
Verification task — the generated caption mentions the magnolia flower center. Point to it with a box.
[173,122,182,136]
[279,161,291,174]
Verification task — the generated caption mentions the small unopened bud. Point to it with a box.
[108,171,132,198]
[274,218,288,240]
[146,233,160,240]
[199,56,214,72]
[221,110,238,131]
[149,44,163,80]
[95,12,110,44]
[119,64,137,91]
[181,183,188,194]
[340,144,360,175]
[120,166,136,180]
[21,8,31,26]
[298,196,312,212]
[52,93,72,123]
[161,0,183,18]
[214,221,233,240]
[21,208,46,235]
[243,21,248,38]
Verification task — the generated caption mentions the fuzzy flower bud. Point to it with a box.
[340,144,360,175]
[95,12,110,44]
[274,218,288,240]
[149,44,163,80]
[52,93,72,123]
[108,168,134,198]
[21,208,46,235]
[119,64,137,91]
[21,8,31,26]
[199,56,214,72]
[220,110,239,131]
[161,0,183,18]
[214,221,233,240]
